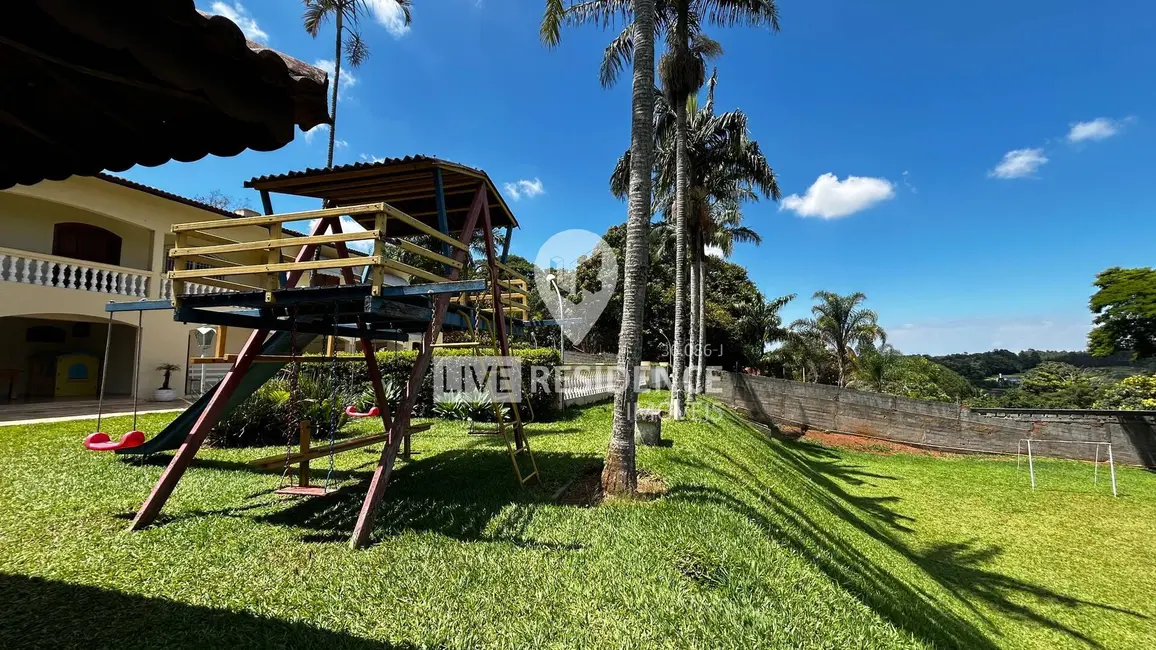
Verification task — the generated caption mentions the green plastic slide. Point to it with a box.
[117,331,318,456]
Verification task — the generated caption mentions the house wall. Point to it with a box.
[713,371,1156,468]
[0,193,155,271]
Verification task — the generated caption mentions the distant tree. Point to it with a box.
[1094,374,1156,410]
[304,0,411,168]
[734,293,794,370]
[192,190,250,212]
[791,291,885,387]
[1088,267,1156,360]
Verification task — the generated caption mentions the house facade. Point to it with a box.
[0,175,404,403]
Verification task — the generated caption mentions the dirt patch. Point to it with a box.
[797,429,949,457]
[556,465,668,506]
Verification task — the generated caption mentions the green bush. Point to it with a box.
[209,347,562,448]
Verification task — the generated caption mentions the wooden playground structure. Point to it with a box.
[93,156,540,548]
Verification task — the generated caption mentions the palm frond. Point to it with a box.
[696,0,781,31]
[343,30,370,67]
[303,0,338,36]
[599,24,634,87]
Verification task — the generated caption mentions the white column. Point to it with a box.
[17,257,30,283]
[62,264,73,289]
[37,260,49,286]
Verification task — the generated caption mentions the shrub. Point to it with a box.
[207,347,562,447]
[1093,374,1156,410]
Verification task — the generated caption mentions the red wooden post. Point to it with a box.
[349,183,487,549]
[480,201,521,448]
[130,217,339,530]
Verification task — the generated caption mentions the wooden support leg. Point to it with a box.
[131,218,336,530]
[130,326,269,530]
[349,183,487,549]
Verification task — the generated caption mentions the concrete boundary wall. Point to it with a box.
[715,372,1156,467]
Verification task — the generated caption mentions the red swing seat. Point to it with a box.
[344,405,380,418]
[84,430,146,451]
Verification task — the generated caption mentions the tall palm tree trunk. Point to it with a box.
[668,9,691,421]
[604,0,656,496]
[326,8,344,169]
[695,235,707,394]
[687,226,699,402]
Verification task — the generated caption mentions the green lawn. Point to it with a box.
[1,393,1153,649]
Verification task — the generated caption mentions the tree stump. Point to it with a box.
[636,408,663,446]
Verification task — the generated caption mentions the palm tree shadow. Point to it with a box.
[258,446,597,549]
[680,403,1146,649]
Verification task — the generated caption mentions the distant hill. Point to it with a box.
[925,349,1156,388]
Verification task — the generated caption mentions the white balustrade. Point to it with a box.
[0,249,152,298]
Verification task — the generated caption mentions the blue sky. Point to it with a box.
[120,1,1156,355]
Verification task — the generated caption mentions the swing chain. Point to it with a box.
[324,302,341,491]
[280,306,301,488]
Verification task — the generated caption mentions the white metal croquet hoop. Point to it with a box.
[1017,439,1117,497]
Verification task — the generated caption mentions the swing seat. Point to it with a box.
[344,405,380,418]
[84,430,146,452]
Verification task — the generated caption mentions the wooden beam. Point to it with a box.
[171,256,380,280]
[380,259,452,284]
[249,425,433,469]
[170,230,381,258]
[214,325,228,358]
[245,160,438,191]
[393,239,463,269]
[383,205,470,251]
[182,276,262,293]
[171,203,386,232]
[186,231,238,246]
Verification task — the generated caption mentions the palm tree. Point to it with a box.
[304,0,411,168]
[734,293,794,369]
[848,344,899,393]
[777,329,828,383]
[543,0,658,496]
[551,1,778,420]
[642,71,780,397]
[790,291,885,387]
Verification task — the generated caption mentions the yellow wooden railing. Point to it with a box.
[166,202,464,302]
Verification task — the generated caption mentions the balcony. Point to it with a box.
[0,246,152,298]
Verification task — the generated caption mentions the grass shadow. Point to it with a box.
[0,573,418,649]
[259,446,598,548]
[683,403,1145,649]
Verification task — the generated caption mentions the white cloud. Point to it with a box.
[335,139,348,149]
[314,60,357,99]
[988,148,1048,179]
[208,2,268,43]
[503,178,545,201]
[780,173,895,219]
[303,124,327,143]
[360,153,386,163]
[705,245,724,258]
[365,0,412,37]
[1066,117,1127,143]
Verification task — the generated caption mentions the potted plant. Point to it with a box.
[154,363,181,402]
